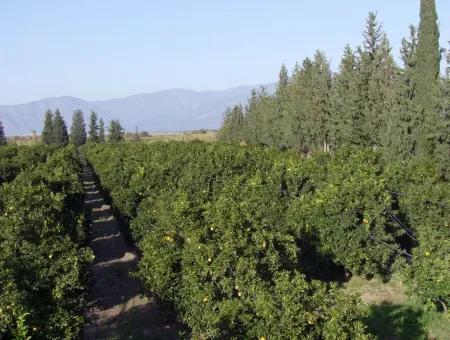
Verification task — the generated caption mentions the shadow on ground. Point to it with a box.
[82,165,185,339]
[365,302,426,340]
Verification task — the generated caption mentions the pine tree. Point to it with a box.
[108,119,124,142]
[0,119,6,145]
[274,64,290,147]
[359,13,397,147]
[88,111,99,143]
[413,0,441,156]
[218,105,244,143]
[70,110,87,146]
[329,45,361,148]
[284,53,331,152]
[98,118,105,143]
[276,64,289,96]
[42,110,54,145]
[52,109,69,146]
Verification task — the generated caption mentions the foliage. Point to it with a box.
[413,0,441,157]
[88,111,99,143]
[52,109,69,146]
[0,144,53,184]
[0,145,92,339]
[70,110,87,146]
[98,118,105,143]
[86,141,420,338]
[0,119,6,145]
[108,119,124,142]
[41,110,54,145]
[384,158,450,309]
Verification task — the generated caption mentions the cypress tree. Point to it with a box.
[88,111,99,143]
[0,119,6,145]
[436,43,450,178]
[413,0,441,156]
[384,26,419,160]
[52,109,69,146]
[42,110,54,145]
[108,119,124,142]
[98,118,105,143]
[70,110,87,146]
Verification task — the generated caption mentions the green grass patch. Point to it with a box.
[344,275,450,339]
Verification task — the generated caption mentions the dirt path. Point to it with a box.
[82,164,181,340]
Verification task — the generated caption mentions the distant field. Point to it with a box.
[126,130,217,143]
[7,131,218,145]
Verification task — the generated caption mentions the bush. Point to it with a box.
[0,145,93,339]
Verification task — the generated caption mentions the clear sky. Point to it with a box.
[0,0,449,104]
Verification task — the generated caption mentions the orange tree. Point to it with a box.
[86,142,411,337]
[0,145,93,339]
[385,158,450,311]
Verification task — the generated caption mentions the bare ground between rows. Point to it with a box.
[82,164,183,340]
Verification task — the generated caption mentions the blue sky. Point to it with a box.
[0,0,449,104]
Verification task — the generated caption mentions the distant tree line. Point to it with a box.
[219,1,449,177]
[40,109,124,146]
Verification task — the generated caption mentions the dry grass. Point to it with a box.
[344,274,407,305]
[129,131,217,143]
[344,275,450,339]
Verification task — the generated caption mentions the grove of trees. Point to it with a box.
[219,2,449,178]
[40,109,122,146]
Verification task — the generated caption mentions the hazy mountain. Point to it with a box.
[0,84,275,136]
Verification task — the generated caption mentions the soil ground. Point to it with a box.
[82,165,182,340]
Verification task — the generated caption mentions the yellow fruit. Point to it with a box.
[363,218,369,224]
[203,297,208,303]
[208,257,212,263]
[260,337,266,340]
[308,319,314,325]
[48,254,53,259]
[425,251,430,256]
[238,292,242,297]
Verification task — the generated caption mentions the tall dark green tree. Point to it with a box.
[0,119,6,145]
[383,26,419,160]
[69,110,87,146]
[329,45,361,148]
[42,110,54,145]
[359,13,397,147]
[98,118,105,143]
[108,119,124,142]
[436,43,450,178]
[52,109,69,146]
[88,111,99,143]
[413,0,441,156]
[273,64,290,146]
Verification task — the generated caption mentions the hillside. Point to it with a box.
[0,84,275,136]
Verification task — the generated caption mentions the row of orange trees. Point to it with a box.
[0,145,93,339]
[85,141,447,338]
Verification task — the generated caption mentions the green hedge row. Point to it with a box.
[0,145,93,339]
[86,141,449,337]
[0,144,56,185]
[87,141,418,338]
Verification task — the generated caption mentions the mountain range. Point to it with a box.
[0,84,275,136]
